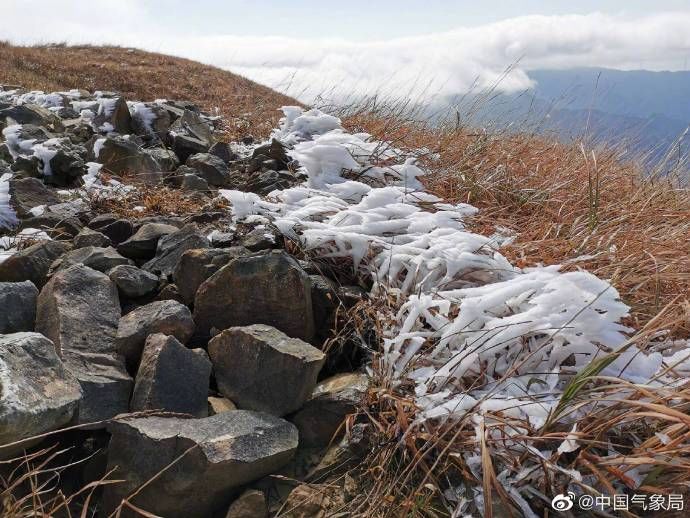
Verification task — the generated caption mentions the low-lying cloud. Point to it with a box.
[2,3,690,103]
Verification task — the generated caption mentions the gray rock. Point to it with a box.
[19,212,84,238]
[194,250,315,341]
[239,226,279,252]
[0,240,71,288]
[155,282,185,303]
[0,332,82,449]
[180,173,209,192]
[250,139,290,169]
[95,136,158,176]
[73,228,111,248]
[142,224,209,278]
[0,281,38,333]
[49,246,132,274]
[130,334,211,416]
[310,275,338,342]
[108,264,159,299]
[208,396,236,415]
[102,411,298,517]
[0,104,63,131]
[89,215,133,245]
[208,141,238,163]
[173,247,249,305]
[145,147,179,171]
[225,490,267,518]
[208,230,235,248]
[169,109,213,162]
[35,264,132,423]
[117,222,178,260]
[132,105,172,139]
[116,300,195,369]
[45,144,87,187]
[8,177,60,218]
[208,324,325,416]
[186,153,230,187]
[92,96,132,134]
[291,373,369,447]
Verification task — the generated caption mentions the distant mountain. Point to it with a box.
[442,68,690,171]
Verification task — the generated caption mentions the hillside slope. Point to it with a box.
[0,42,298,139]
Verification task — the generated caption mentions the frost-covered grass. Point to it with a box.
[231,107,690,517]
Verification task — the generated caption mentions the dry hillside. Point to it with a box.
[0,42,297,139]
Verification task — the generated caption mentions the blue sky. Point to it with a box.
[2,1,690,101]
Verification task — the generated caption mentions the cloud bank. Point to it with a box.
[2,3,690,102]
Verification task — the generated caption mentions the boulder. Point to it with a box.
[73,227,111,248]
[117,222,178,260]
[169,109,213,162]
[108,264,159,299]
[0,332,82,449]
[180,172,209,192]
[186,152,230,187]
[0,104,63,131]
[142,224,209,278]
[89,215,133,245]
[281,484,334,518]
[209,142,238,163]
[225,490,267,518]
[291,373,369,447]
[103,412,298,517]
[173,247,249,305]
[94,136,158,176]
[92,96,132,134]
[35,264,132,423]
[310,275,338,342]
[116,300,195,369]
[49,246,132,274]
[145,147,179,171]
[8,177,60,218]
[132,104,172,139]
[0,281,38,333]
[194,250,315,341]
[19,212,84,238]
[156,282,185,303]
[45,144,87,187]
[0,240,71,288]
[251,139,291,169]
[208,324,325,416]
[130,334,211,416]
[239,226,279,252]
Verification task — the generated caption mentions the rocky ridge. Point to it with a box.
[0,86,369,517]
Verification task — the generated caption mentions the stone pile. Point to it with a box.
[0,86,368,517]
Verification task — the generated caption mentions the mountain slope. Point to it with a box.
[0,42,298,139]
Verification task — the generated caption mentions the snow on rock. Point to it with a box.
[0,172,19,230]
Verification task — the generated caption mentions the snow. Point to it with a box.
[0,173,19,230]
[0,228,51,264]
[128,102,156,134]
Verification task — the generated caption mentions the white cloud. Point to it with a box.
[2,5,690,103]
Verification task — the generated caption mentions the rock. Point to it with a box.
[225,490,267,518]
[0,104,63,131]
[208,230,235,248]
[145,147,179,171]
[239,226,279,252]
[0,281,38,333]
[35,264,132,423]
[95,136,158,175]
[246,169,300,195]
[142,224,209,278]
[130,334,211,416]
[10,155,42,176]
[19,212,84,238]
[49,246,132,274]
[291,373,369,447]
[73,227,110,248]
[132,104,172,139]
[0,332,82,449]
[180,172,209,192]
[102,412,298,517]
[8,177,60,218]
[116,300,195,369]
[208,396,237,415]
[169,109,213,162]
[310,275,338,342]
[251,139,291,169]
[0,240,71,288]
[117,222,178,260]
[186,153,230,187]
[89,215,133,245]
[108,264,159,299]
[173,247,249,305]
[281,485,333,518]
[45,144,87,187]
[209,142,238,163]
[156,282,185,303]
[208,324,325,416]
[92,96,132,134]
[194,250,315,341]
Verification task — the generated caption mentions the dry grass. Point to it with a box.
[0,41,299,140]
[343,108,690,337]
